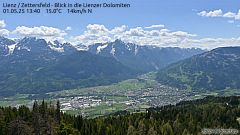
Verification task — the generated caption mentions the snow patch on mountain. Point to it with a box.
[75,44,88,51]
[7,43,17,55]
[134,45,138,55]
[110,47,115,56]
[97,44,108,54]
[50,41,58,46]
[17,46,30,51]
[76,47,88,51]
[48,45,64,53]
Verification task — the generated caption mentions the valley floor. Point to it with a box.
[0,72,239,118]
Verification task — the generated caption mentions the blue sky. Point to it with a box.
[1,0,240,49]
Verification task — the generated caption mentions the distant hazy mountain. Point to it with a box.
[156,47,240,92]
[88,39,205,73]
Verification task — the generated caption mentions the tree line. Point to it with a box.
[0,96,240,134]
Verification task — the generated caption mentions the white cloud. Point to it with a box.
[72,24,112,45]
[12,26,67,43]
[65,26,71,30]
[145,24,165,29]
[110,25,126,34]
[0,29,9,36]
[235,10,240,20]
[72,24,172,46]
[146,30,161,37]
[161,37,181,45]
[197,9,223,17]
[198,9,240,21]
[125,27,145,36]
[113,26,197,46]
[207,9,223,17]
[70,24,240,50]
[198,10,223,17]
[227,20,234,23]
[197,11,207,17]
[87,24,109,35]
[169,31,197,38]
[223,12,236,18]
[0,20,6,28]
[13,26,66,37]
[160,29,170,32]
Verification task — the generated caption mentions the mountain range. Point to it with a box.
[156,46,240,92]
[88,39,205,73]
[0,36,205,97]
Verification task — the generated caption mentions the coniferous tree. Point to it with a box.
[138,120,146,135]
[173,118,180,134]
[56,100,61,125]
[8,117,33,135]
[147,127,157,135]
[33,99,40,135]
[56,122,80,135]
[0,109,7,135]
[162,122,173,135]
[127,125,134,135]
[0,96,239,134]
[182,128,190,135]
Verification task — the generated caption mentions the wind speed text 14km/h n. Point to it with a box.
[68,8,92,14]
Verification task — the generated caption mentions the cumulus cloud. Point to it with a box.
[198,9,240,21]
[146,30,161,37]
[160,29,170,32]
[87,24,109,35]
[112,25,197,46]
[223,12,236,18]
[70,24,240,50]
[72,24,112,45]
[206,9,223,17]
[13,26,66,37]
[197,9,223,17]
[71,24,186,46]
[0,20,6,28]
[12,26,67,43]
[110,25,126,34]
[65,26,71,30]
[125,27,145,36]
[169,31,197,38]
[197,11,207,17]
[145,24,165,29]
[235,10,240,20]
[0,29,9,36]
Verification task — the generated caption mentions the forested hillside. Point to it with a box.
[0,51,138,97]
[0,96,239,134]
[156,47,240,92]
